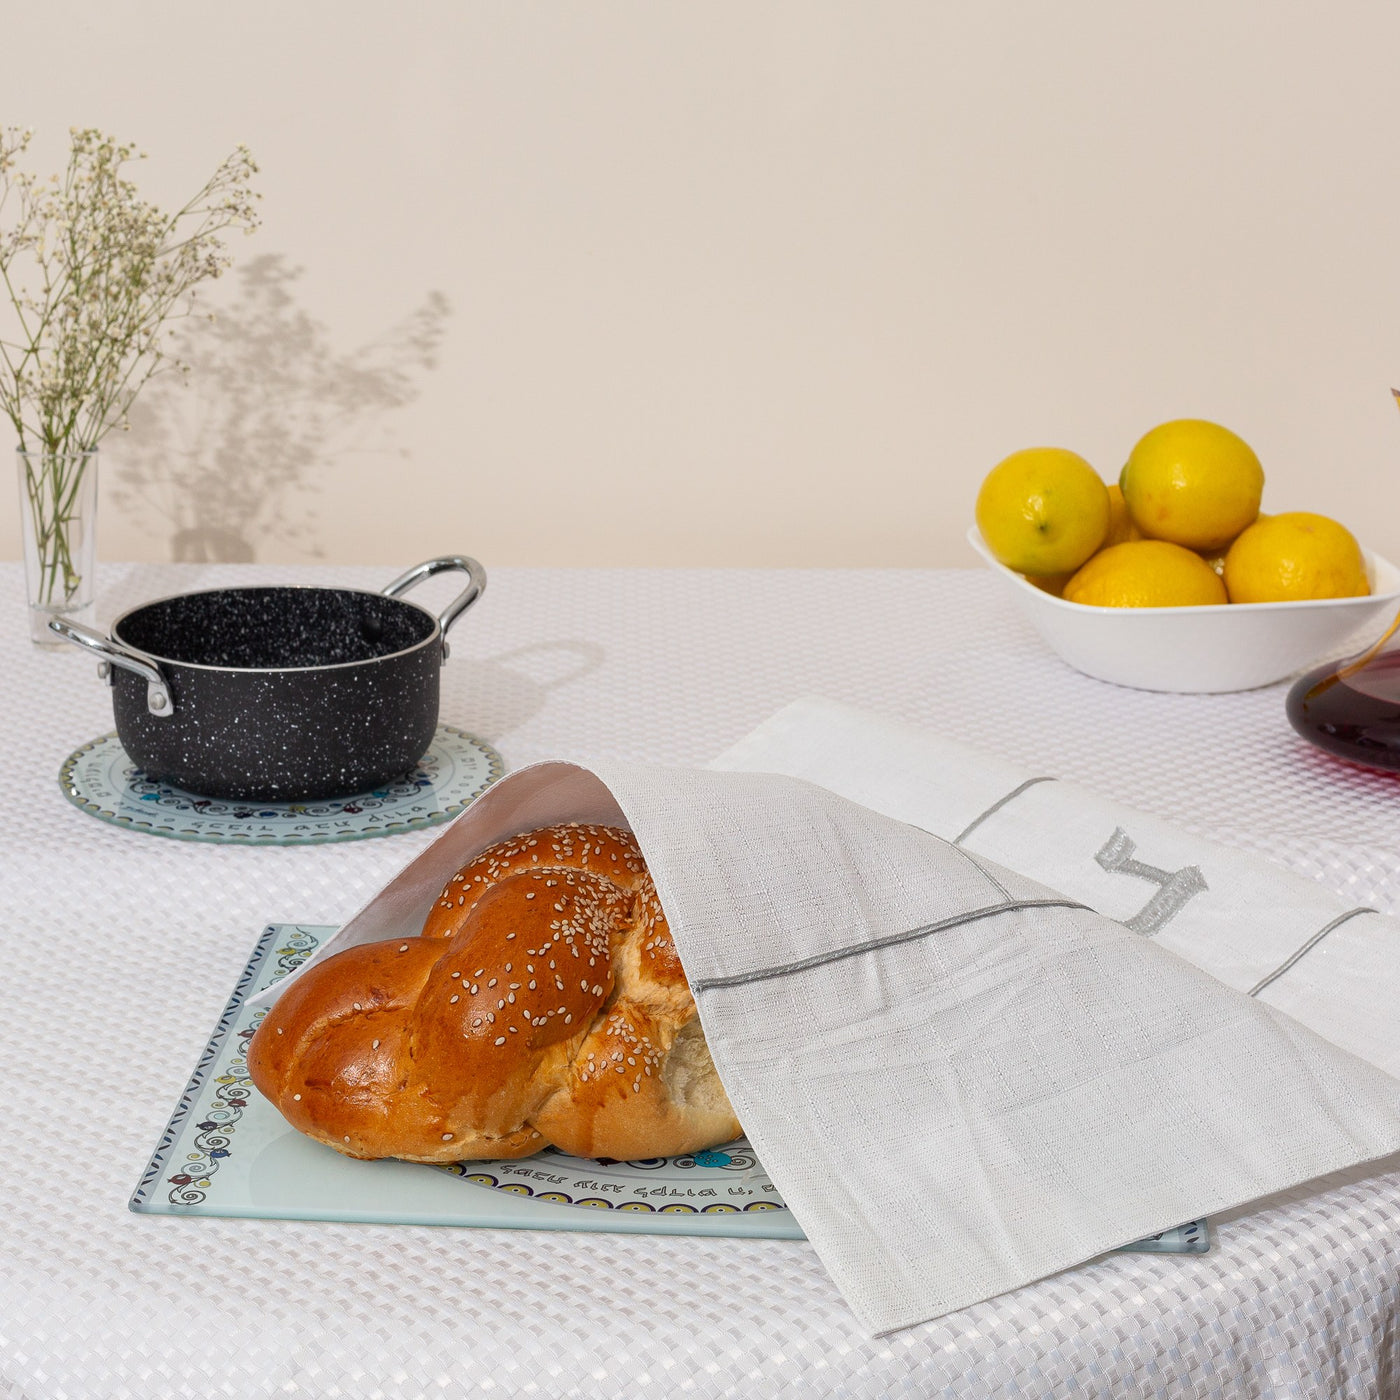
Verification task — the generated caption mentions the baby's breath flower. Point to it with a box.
[0,125,259,454]
[1,125,258,606]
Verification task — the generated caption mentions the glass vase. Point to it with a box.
[17,447,99,648]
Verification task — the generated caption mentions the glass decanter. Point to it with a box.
[1286,607,1400,772]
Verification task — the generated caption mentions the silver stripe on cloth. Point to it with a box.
[1248,907,1379,998]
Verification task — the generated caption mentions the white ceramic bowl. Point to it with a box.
[967,525,1400,693]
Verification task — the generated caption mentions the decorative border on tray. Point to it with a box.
[130,925,321,1209]
[1122,1219,1210,1254]
[439,1169,788,1214]
[436,1140,790,1214]
[60,726,504,846]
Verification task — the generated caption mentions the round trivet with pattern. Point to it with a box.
[58,724,504,845]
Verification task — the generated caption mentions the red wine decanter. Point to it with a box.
[1286,605,1400,772]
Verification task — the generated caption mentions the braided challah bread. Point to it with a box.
[248,824,741,1161]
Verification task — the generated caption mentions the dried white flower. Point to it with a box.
[0,126,259,604]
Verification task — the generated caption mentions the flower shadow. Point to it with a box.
[111,253,449,563]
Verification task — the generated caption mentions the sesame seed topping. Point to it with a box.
[494,1036,506,1045]
[442,1133,454,1141]
[399,944,409,953]
[450,994,460,1004]
[372,1039,380,1049]
[293,1093,301,1101]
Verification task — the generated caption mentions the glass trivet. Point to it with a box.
[59,725,503,845]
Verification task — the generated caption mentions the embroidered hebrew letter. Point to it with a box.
[1093,827,1208,936]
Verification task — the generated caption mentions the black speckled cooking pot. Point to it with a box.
[50,556,485,802]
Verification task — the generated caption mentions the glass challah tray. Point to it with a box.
[130,925,1208,1252]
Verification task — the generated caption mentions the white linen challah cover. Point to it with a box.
[251,702,1400,1335]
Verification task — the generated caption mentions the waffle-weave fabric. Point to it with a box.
[4,561,1399,1400]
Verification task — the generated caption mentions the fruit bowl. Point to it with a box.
[967,525,1400,693]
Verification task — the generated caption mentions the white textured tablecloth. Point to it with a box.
[4,560,1400,1399]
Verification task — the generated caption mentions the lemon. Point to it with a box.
[1103,483,1142,547]
[1223,512,1369,603]
[1025,571,1071,597]
[1063,540,1229,608]
[1120,419,1264,552]
[975,448,1109,575]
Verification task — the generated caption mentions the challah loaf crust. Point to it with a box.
[248,824,740,1161]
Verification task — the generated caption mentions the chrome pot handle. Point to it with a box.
[47,617,175,717]
[382,556,487,659]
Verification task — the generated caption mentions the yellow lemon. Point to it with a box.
[1103,483,1142,547]
[975,447,1109,575]
[1223,511,1369,603]
[1063,540,1229,608]
[1025,572,1071,596]
[1120,419,1264,552]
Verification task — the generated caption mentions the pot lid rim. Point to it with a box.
[109,584,442,675]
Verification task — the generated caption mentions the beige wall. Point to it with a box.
[4,2,1400,569]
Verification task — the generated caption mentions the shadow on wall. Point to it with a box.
[112,254,450,563]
